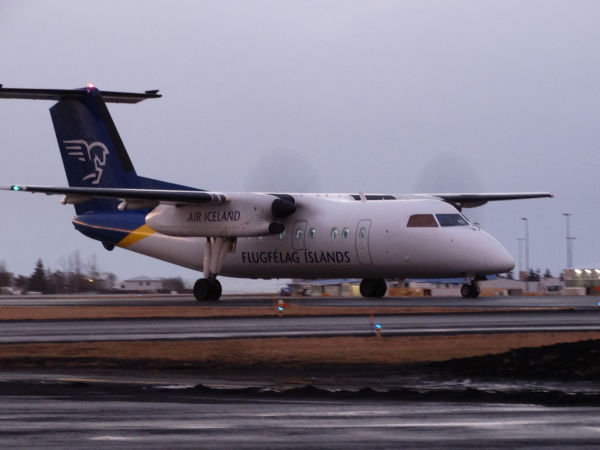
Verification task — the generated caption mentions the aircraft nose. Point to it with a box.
[482,233,515,274]
[491,242,515,273]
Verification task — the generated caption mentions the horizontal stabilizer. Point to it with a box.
[0,86,160,103]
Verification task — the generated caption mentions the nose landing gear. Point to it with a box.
[461,280,480,298]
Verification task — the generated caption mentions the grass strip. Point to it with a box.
[1,332,599,368]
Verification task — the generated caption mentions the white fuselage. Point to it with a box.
[119,194,515,279]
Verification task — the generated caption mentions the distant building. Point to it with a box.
[563,269,600,295]
[283,276,566,297]
[481,277,563,296]
[0,286,19,295]
[119,276,165,292]
[285,279,359,297]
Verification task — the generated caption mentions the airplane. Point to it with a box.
[0,85,552,301]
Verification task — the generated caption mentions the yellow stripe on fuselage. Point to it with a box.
[117,224,156,248]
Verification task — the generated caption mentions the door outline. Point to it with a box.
[292,220,307,250]
[355,219,372,264]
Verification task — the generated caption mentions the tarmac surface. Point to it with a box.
[2,309,600,343]
[0,293,599,308]
[2,293,600,448]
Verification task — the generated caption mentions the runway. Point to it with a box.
[2,293,600,308]
[1,309,600,343]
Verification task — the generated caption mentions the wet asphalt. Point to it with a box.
[2,379,600,449]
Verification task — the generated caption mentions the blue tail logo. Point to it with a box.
[62,139,110,185]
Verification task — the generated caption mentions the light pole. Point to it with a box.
[517,238,524,280]
[521,217,529,291]
[563,213,574,269]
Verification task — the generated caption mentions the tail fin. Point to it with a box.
[51,90,138,188]
[50,88,140,213]
[0,85,198,213]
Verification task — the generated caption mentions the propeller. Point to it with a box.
[413,152,485,224]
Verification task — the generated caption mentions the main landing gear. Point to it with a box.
[460,280,480,298]
[193,277,222,301]
[360,278,387,298]
[193,237,236,301]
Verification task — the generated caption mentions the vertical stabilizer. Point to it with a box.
[0,85,191,213]
[49,88,140,212]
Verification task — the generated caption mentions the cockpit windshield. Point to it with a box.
[407,214,438,227]
[435,214,469,227]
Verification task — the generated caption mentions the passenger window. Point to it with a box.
[309,228,316,239]
[279,230,286,240]
[359,227,366,239]
[342,227,350,238]
[331,228,338,239]
[407,214,438,227]
[295,228,303,239]
[435,214,469,227]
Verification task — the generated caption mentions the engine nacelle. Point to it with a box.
[145,193,292,237]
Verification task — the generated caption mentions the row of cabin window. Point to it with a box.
[280,227,367,240]
[276,213,466,241]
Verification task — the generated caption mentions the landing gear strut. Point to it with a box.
[193,236,236,301]
[460,280,480,298]
[360,278,387,298]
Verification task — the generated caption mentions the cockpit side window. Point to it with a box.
[407,214,438,227]
[436,214,469,227]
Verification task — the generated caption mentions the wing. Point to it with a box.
[3,184,297,217]
[421,192,554,209]
[4,185,227,209]
[5,185,553,209]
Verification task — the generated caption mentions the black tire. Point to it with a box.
[470,283,480,298]
[360,278,386,298]
[375,279,387,297]
[460,284,472,298]
[193,278,212,301]
[194,278,223,301]
[209,278,222,300]
[194,278,222,302]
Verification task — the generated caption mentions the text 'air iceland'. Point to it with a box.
[188,210,241,223]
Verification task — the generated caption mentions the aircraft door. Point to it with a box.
[292,220,307,250]
[356,219,372,264]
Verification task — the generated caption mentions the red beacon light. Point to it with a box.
[87,83,95,89]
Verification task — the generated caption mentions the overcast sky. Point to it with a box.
[1,0,599,288]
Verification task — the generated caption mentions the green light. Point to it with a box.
[11,185,22,191]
